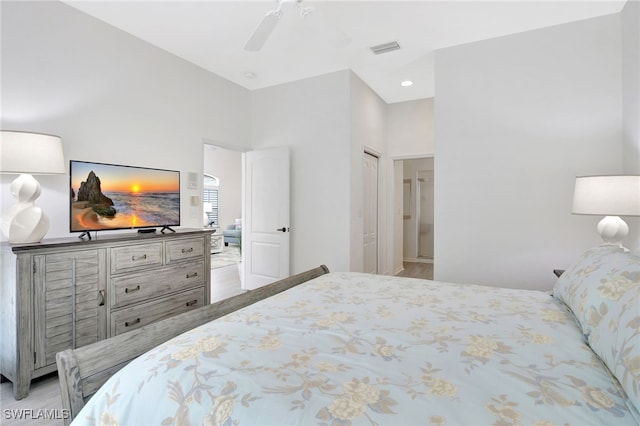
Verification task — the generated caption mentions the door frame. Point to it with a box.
[202,141,248,285]
[388,154,434,276]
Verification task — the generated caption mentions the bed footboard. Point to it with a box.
[56,264,330,425]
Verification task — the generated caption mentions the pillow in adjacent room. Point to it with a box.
[552,244,631,336]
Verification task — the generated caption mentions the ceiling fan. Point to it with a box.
[244,0,349,52]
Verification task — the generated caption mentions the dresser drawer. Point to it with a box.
[110,260,205,309]
[110,243,163,274]
[165,237,205,264]
[110,287,205,336]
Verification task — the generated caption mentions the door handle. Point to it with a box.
[276,227,289,232]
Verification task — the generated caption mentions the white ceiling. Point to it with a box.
[63,0,625,104]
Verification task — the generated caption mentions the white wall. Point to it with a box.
[434,14,626,290]
[203,145,242,230]
[0,1,250,240]
[250,71,352,274]
[250,71,393,275]
[387,99,435,159]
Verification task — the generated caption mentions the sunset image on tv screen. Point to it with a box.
[70,161,180,232]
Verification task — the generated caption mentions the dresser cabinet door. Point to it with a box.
[33,249,107,369]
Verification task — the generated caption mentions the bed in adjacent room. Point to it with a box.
[58,245,639,425]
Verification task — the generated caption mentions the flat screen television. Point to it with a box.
[70,160,180,235]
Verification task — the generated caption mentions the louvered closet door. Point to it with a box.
[33,249,106,369]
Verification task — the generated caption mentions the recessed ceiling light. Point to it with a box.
[400,80,414,87]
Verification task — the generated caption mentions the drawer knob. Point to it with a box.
[186,272,198,279]
[182,247,194,253]
[125,285,141,293]
[186,299,198,307]
[125,318,141,327]
[132,254,147,261]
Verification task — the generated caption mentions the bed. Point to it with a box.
[57,245,639,425]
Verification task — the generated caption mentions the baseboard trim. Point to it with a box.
[403,257,434,264]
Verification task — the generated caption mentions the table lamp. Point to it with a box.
[572,175,640,247]
[0,131,65,243]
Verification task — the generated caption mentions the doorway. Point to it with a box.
[394,157,434,279]
[203,143,244,302]
[203,143,292,299]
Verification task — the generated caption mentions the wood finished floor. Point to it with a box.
[1,373,63,426]
[396,261,434,280]
[1,260,433,422]
[210,262,245,302]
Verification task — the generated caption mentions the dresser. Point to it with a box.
[0,229,212,399]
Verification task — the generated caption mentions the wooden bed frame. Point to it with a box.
[56,265,330,425]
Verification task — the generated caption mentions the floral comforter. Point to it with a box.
[74,272,638,425]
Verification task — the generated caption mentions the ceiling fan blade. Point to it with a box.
[244,10,282,52]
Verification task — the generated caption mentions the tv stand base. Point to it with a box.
[160,226,176,233]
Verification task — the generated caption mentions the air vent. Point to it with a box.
[369,41,401,55]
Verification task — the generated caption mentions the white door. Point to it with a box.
[363,152,378,274]
[243,147,290,290]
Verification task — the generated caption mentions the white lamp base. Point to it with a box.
[1,174,50,243]
[596,215,629,247]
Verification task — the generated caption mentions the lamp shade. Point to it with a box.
[0,131,65,175]
[572,175,640,217]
